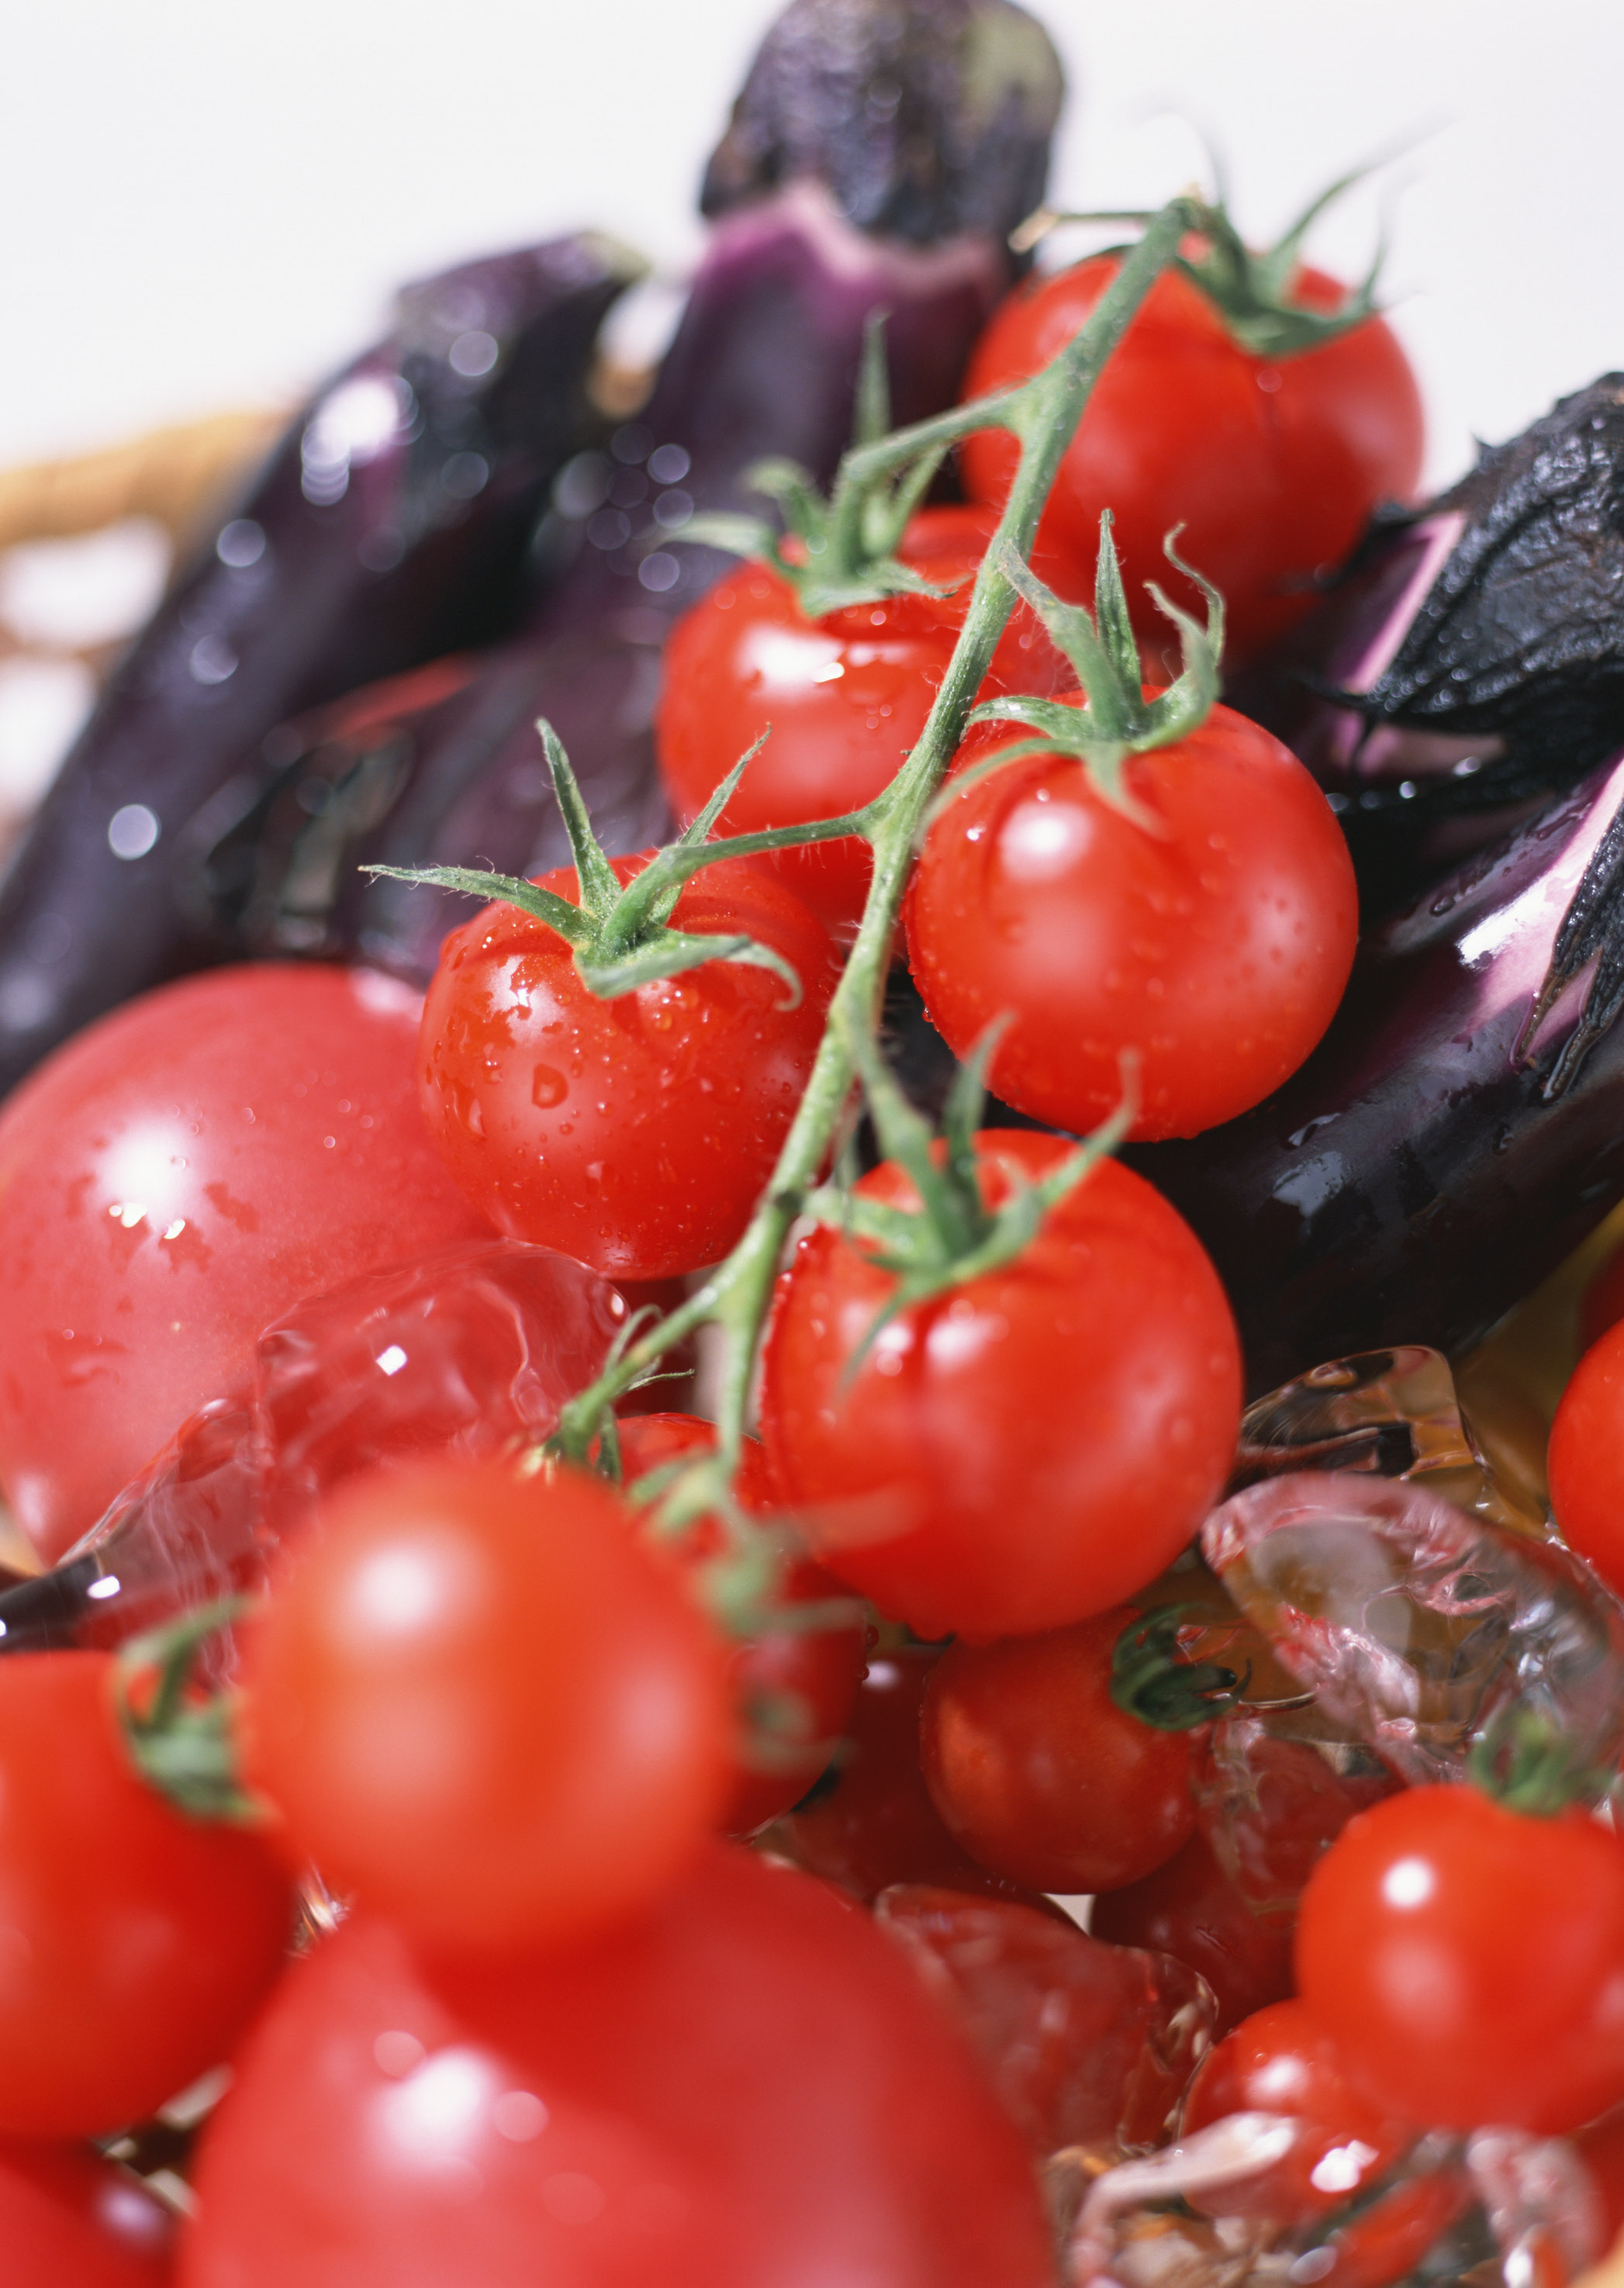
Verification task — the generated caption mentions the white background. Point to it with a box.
[1,0,1620,495]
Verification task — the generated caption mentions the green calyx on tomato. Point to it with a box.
[371,716,821,1006]
[114,1597,257,1823]
[681,314,966,619]
[802,1004,1136,1374]
[1108,1602,1251,1733]
[958,512,1222,820]
[1464,1700,1615,1818]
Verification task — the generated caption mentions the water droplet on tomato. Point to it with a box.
[530,1064,568,1109]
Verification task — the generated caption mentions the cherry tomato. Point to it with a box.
[239,1458,731,1955]
[906,703,1358,1142]
[1547,1319,1624,1598]
[1090,1831,1295,2038]
[1181,1999,1411,2224]
[417,853,835,1280]
[959,257,1423,666]
[918,1609,1198,1892]
[1296,1784,1624,2134]
[180,1844,1056,2288]
[655,507,1070,935]
[765,1644,1056,1908]
[0,2138,174,2286]
[1574,2102,1624,2248]
[613,1412,866,1834]
[1195,1719,1398,1918]
[759,1128,1242,1640]
[0,1650,292,2137]
[0,963,489,1563]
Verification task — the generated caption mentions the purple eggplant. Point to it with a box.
[210,0,1065,984]
[0,233,639,1095]
[1232,373,1624,908]
[1126,750,1624,1393]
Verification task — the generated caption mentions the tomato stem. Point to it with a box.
[551,195,1199,1475]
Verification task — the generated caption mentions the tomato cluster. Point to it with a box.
[0,161,1621,2288]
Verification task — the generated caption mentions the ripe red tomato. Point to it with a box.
[655,507,1069,935]
[1090,1831,1295,2038]
[417,852,835,1280]
[1296,1785,1624,2134]
[1547,1319,1624,1597]
[0,963,489,1563]
[918,1609,1198,1892]
[1180,1999,1411,2224]
[905,703,1358,1141]
[613,1413,865,1835]
[759,1128,1242,1640]
[765,1645,1057,1909]
[0,1650,292,2137]
[959,256,1423,666]
[240,1458,731,1954]
[180,1845,1056,2288]
[0,2138,174,2286]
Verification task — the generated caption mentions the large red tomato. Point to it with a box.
[418,853,835,1281]
[180,1845,1056,2288]
[905,703,1358,1140]
[959,257,1423,665]
[655,507,1069,935]
[1296,1785,1624,2134]
[239,1459,731,1955]
[758,1128,1242,1640]
[0,963,489,1562]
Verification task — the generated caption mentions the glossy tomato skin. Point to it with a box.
[1090,1832,1295,2039]
[613,1413,866,1835]
[919,1610,1198,1893]
[0,1651,293,2138]
[1548,1320,1624,1597]
[240,1459,731,1956]
[0,2138,175,2285]
[960,258,1423,666]
[419,854,835,1281]
[180,1844,1056,2288]
[0,963,490,1563]
[1296,1785,1624,2134]
[1180,1999,1411,2224]
[766,1645,1057,1910]
[906,706,1358,1141]
[655,507,1070,935]
[759,1129,1242,1640]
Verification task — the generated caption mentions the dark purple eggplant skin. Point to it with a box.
[1232,374,1624,909]
[0,233,638,1096]
[219,0,1065,983]
[1125,751,1624,1395]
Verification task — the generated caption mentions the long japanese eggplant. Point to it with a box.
[0,234,639,1095]
[1232,374,1624,910]
[206,0,1065,984]
[1127,748,1624,1393]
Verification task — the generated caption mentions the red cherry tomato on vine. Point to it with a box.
[1548,1319,1624,1598]
[0,1650,292,2138]
[959,257,1423,666]
[655,507,1070,935]
[919,1609,1198,1893]
[759,1128,1242,1640]
[905,703,1358,1142]
[1296,1784,1624,2134]
[240,1458,731,1955]
[613,1412,866,1834]
[181,1845,1056,2288]
[0,963,489,1563]
[1180,1999,1411,2224]
[418,853,835,1281]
